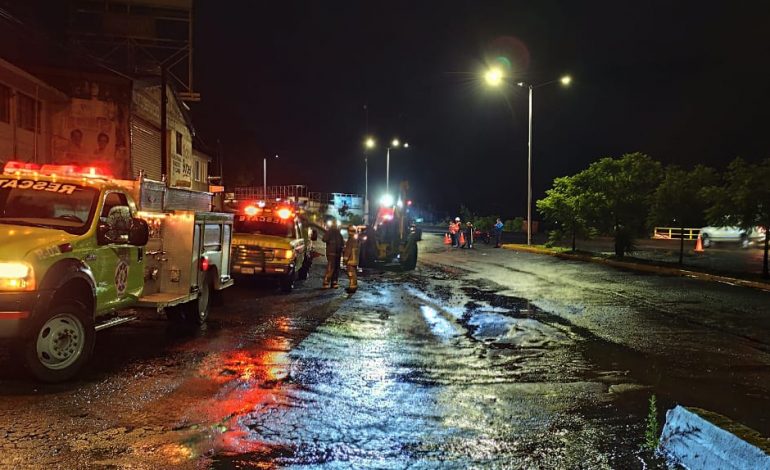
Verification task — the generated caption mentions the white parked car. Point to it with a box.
[699,226,766,248]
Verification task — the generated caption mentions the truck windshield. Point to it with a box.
[235,216,294,237]
[0,179,99,235]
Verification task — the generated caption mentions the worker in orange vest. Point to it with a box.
[448,217,460,247]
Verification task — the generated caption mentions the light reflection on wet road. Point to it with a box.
[1,235,769,468]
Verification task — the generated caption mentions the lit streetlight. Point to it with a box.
[484,66,504,87]
[484,67,572,245]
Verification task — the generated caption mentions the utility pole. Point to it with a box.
[160,66,168,179]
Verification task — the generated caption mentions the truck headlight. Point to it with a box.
[0,262,35,291]
[275,249,294,260]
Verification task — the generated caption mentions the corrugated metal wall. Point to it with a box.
[130,116,161,180]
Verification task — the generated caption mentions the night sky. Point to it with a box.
[190,1,770,218]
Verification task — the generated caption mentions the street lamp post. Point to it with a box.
[386,138,408,195]
[263,153,279,202]
[364,137,375,225]
[485,68,571,245]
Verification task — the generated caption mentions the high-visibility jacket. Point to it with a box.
[449,222,459,234]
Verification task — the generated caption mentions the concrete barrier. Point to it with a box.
[658,405,770,469]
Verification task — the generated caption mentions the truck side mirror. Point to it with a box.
[97,223,111,245]
[310,229,318,241]
[128,218,150,246]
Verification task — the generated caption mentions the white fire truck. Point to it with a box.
[0,160,234,382]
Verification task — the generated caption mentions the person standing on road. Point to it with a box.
[449,217,460,247]
[343,225,360,293]
[494,218,504,247]
[463,221,474,249]
[322,222,344,288]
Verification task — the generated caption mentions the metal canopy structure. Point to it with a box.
[67,0,200,101]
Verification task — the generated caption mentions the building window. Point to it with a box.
[16,93,41,132]
[194,159,200,182]
[0,84,9,123]
[175,131,183,155]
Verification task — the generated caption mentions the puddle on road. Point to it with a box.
[460,285,770,439]
[210,276,668,469]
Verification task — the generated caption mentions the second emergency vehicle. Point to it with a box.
[229,201,316,292]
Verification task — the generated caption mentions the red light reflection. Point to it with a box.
[188,331,293,456]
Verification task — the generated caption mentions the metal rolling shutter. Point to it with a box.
[130,117,162,181]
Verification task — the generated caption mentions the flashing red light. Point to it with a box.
[200,256,209,272]
[39,164,78,176]
[37,163,112,179]
[81,166,111,178]
[276,208,292,219]
[3,161,41,174]
[3,161,113,179]
[406,200,412,206]
[244,205,259,216]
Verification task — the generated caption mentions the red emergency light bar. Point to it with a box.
[2,160,112,179]
[242,203,294,220]
[3,161,40,174]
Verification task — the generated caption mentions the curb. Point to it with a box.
[501,244,770,293]
[658,405,770,470]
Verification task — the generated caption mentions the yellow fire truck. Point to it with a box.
[229,201,316,292]
[0,160,234,382]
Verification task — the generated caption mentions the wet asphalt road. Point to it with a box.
[1,234,770,469]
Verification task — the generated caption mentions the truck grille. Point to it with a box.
[234,246,275,264]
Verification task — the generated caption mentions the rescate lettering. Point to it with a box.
[0,179,84,194]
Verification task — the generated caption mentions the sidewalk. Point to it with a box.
[501,242,770,293]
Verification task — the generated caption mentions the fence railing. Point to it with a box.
[652,227,701,240]
[234,185,309,201]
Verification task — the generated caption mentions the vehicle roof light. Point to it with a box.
[38,164,113,179]
[3,161,41,175]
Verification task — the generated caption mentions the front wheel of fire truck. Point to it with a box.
[24,301,95,383]
[280,268,296,293]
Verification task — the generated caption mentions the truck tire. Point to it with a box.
[24,300,95,383]
[297,255,311,281]
[400,238,418,270]
[280,268,296,293]
[186,273,212,325]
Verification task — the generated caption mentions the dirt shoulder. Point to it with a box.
[501,243,770,293]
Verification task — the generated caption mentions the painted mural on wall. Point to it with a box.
[168,129,193,188]
[52,80,130,178]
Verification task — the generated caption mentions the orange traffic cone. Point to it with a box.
[459,232,466,247]
[694,234,704,253]
[444,233,451,245]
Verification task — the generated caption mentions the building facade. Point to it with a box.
[0,58,68,166]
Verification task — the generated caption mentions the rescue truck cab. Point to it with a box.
[0,161,234,382]
[229,201,316,292]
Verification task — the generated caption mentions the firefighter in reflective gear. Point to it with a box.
[343,225,360,293]
[322,223,344,288]
[449,217,460,247]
